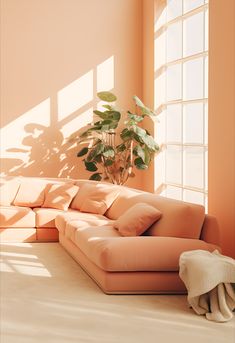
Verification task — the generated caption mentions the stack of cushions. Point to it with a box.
[13,180,79,210]
[6,179,120,214]
[114,203,162,236]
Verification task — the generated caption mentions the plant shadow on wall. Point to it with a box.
[74,91,159,185]
[1,122,90,178]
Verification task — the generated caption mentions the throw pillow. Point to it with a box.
[13,180,47,207]
[0,178,20,206]
[114,202,162,236]
[42,183,79,211]
[71,183,120,215]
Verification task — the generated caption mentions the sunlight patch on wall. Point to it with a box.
[0,99,50,164]
[61,107,93,139]
[57,70,93,121]
[97,56,114,92]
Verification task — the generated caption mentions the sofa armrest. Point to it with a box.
[200,214,221,248]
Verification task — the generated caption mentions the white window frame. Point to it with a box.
[154,1,208,208]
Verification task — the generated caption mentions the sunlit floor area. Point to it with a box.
[1,243,234,343]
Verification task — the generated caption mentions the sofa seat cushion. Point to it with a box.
[65,218,114,241]
[55,211,110,234]
[73,226,218,272]
[106,188,205,239]
[0,206,35,227]
[33,208,77,228]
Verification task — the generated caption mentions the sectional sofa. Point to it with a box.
[0,176,220,294]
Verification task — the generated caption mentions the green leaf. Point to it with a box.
[120,129,134,141]
[86,143,104,162]
[106,111,121,121]
[133,145,145,161]
[141,134,159,152]
[144,146,151,165]
[97,91,117,102]
[89,173,102,181]
[93,110,107,119]
[133,95,145,108]
[116,143,126,153]
[85,161,98,172]
[133,95,156,116]
[94,154,102,163]
[102,104,113,111]
[133,132,144,144]
[103,146,115,158]
[133,126,147,137]
[134,157,148,170]
[127,111,144,123]
[104,159,114,166]
[77,147,88,157]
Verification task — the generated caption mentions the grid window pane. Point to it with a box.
[204,102,208,144]
[183,0,204,14]
[166,104,182,142]
[205,148,208,191]
[167,63,182,101]
[154,72,166,108]
[154,1,208,208]
[183,11,204,57]
[167,0,183,21]
[166,185,182,200]
[156,110,166,144]
[204,56,208,98]
[155,32,166,70]
[167,21,182,62]
[183,189,204,205]
[205,8,208,51]
[184,146,204,189]
[166,146,182,184]
[183,103,204,144]
[183,58,204,100]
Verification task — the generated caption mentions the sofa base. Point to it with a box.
[0,228,59,243]
[59,233,187,295]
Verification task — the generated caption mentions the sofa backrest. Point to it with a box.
[0,177,206,240]
[0,176,75,206]
[106,185,205,240]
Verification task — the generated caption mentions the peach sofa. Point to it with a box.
[0,176,220,294]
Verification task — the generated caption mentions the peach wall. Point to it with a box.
[0,0,142,189]
[208,0,235,258]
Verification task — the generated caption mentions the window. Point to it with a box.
[154,0,208,208]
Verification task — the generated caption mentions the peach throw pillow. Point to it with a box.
[0,179,20,206]
[13,180,47,207]
[42,183,79,211]
[71,183,120,215]
[114,203,162,237]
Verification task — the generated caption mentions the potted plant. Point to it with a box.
[77,91,159,185]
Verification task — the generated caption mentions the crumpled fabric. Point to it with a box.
[179,250,235,322]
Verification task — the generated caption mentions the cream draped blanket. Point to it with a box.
[179,250,235,322]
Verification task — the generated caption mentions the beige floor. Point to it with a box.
[0,243,234,343]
